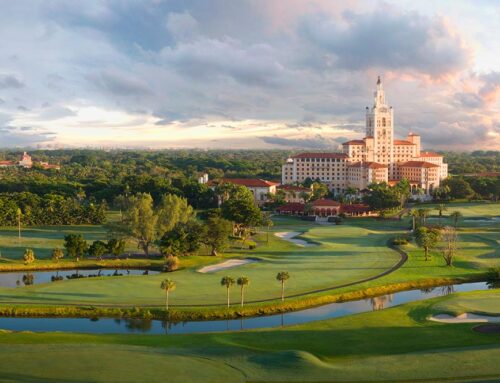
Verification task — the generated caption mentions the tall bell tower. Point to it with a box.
[366,76,394,175]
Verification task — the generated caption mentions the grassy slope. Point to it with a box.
[0,291,499,382]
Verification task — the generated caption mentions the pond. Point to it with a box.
[0,281,491,334]
[0,268,160,288]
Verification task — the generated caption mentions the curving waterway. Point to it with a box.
[0,281,491,334]
[0,268,159,288]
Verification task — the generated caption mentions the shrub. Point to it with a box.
[163,256,179,272]
[247,240,257,250]
[301,215,316,221]
[23,249,35,264]
[328,216,342,224]
[392,236,409,245]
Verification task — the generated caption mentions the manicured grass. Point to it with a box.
[0,291,499,382]
[432,290,500,316]
[418,200,500,218]
[0,222,402,306]
[0,203,497,313]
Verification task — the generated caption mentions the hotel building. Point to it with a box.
[282,77,448,195]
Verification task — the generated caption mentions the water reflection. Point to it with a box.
[0,281,491,335]
[0,269,160,288]
[369,294,393,310]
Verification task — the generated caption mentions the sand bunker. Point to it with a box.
[429,313,500,324]
[197,259,259,274]
[274,232,317,247]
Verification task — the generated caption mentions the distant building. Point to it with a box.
[282,77,448,196]
[18,152,33,168]
[208,177,279,206]
[0,152,60,170]
[276,200,373,217]
[39,162,61,170]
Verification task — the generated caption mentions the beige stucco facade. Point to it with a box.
[282,77,448,195]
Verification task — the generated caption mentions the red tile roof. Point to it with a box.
[393,140,414,145]
[342,139,365,145]
[348,161,387,169]
[312,199,341,207]
[0,160,16,166]
[400,161,440,168]
[276,203,305,213]
[292,152,349,159]
[419,151,442,158]
[210,178,279,188]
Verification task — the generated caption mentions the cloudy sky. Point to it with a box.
[0,0,499,150]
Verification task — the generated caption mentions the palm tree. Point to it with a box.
[237,276,250,307]
[437,204,448,223]
[407,208,418,231]
[450,211,463,228]
[276,271,290,302]
[16,208,22,239]
[220,276,235,308]
[160,279,176,310]
[417,208,431,226]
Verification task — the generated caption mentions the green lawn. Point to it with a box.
[0,291,499,382]
[0,221,402,306]
[0,203,497,310]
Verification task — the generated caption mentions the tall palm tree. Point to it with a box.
[160,279,176,310]
[220,276,235,308]
[417,208,431,226]
[437,204,448,223]
[237,276,250,307]
[16,208,22,239]
[276,271,290,302]
[450,211,463,228]
[407,208,418,231]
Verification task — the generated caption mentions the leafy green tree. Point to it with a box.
[106,238,126,258]
[442,177,474,200]
[221,185,262,237]
[363,183,400,211]
[23,248,35,264]
[450,211,463,228]
[88,240,107,260]
[415,227,441,261]
[156,194,195,237]
[202,217,233,256]
[276,271,290,302]
[160,279,176,310]
[157,220,203,257]
[220,276,235,308]
[122,193,157,257]
[311,182,328,201]
[51,248,64,262]
[441,226,458,266]
[64,234,88,261]
[237,276,250,307]
[394,179,411,208]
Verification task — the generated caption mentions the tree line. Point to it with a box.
[0,192,106,226]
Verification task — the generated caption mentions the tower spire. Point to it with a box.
[377,75,381,85]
